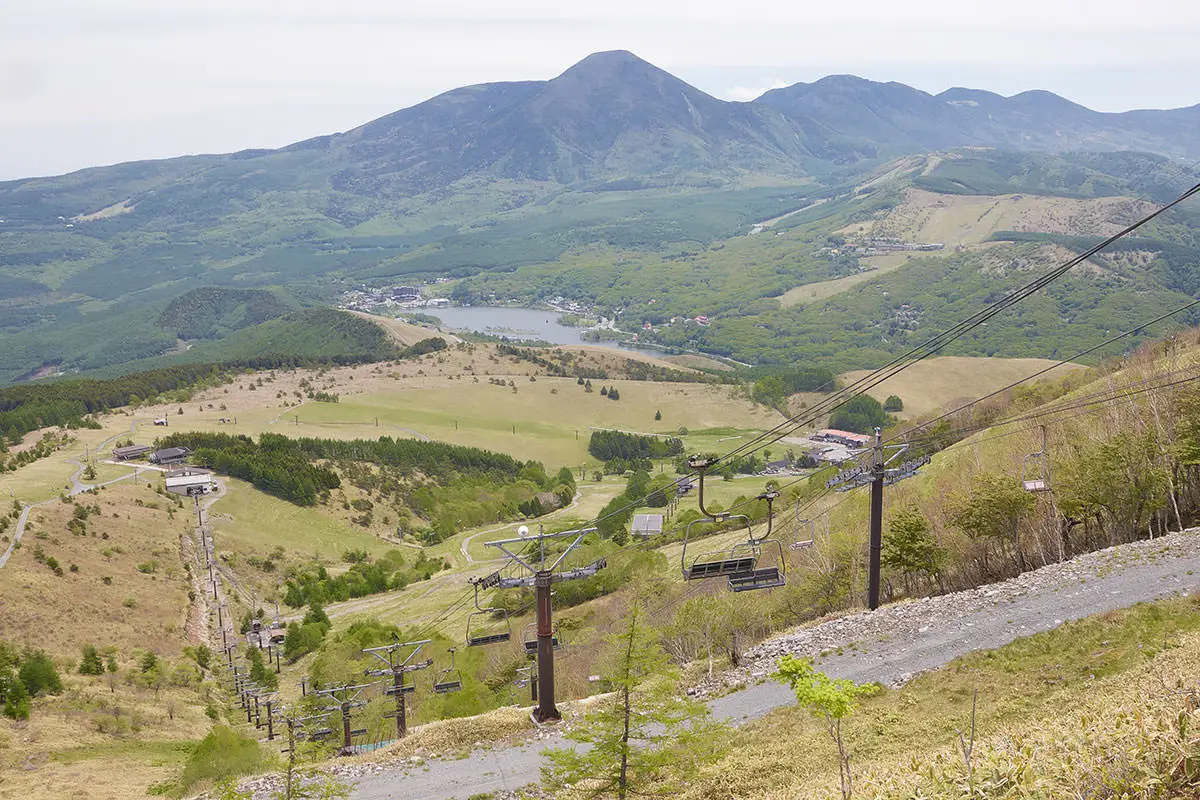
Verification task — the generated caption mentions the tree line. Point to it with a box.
[589,430,684,461]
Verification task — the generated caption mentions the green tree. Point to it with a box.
[4,676,30,720]
[654,409,662,421]
[883,395,904,412]
[303,602,331,627]
[18,650,63,696]
[776,656,878,800]
[1059,429,1168,547]
[947,472,1035,574]
[543,601,725,798]
[882,506,945,595]
[139,650,159,674]
[248,646,278,690]
[829,395,892,434]
[78,644,105,675]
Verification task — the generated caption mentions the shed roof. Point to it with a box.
[632,514,663,534]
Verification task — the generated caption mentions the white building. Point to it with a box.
[164,467,215,497]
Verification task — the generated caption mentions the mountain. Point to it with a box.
[318,50,854,194]
[2,50,1200,382]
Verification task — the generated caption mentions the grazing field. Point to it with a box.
[841,355,1086,418]
[207,477,396,565]
[291,378,781,467]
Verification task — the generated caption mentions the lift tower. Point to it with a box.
[484,526,606,722]
[362,638,433,738]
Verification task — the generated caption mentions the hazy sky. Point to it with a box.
[3,0,1198,180]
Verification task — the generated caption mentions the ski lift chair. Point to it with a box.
[1021,425,1051,493]
[433,648,463,694]
[466,580,512,646]
[680,457,758,579]
[727,491,787,593]
[682,518,759,579]
[522,623,561,656]
[791,517,815,551]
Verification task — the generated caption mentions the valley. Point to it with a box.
[2,43,1200,800]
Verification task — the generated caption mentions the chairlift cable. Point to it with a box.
[710,180,1200,469]
[881,293,1200,448]
[897,366,1200,449]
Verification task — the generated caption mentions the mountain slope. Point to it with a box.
[321,50,843,193]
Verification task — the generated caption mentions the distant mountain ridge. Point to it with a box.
[757,73,1200,157]
[4,50,1199,216]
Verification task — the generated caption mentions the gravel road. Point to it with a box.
[338,529,1200,800]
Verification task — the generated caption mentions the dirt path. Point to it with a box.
[348,528,1200,800]
[0,454,147,570]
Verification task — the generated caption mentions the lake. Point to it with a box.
[418,306,670,358]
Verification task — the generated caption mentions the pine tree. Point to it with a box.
[303,602,330,628]
[543,601,726,798]
[18,650,62,696]
[78,644,105,675]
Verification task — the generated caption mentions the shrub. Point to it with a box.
[3,677,30,720]
[177,725,273,793]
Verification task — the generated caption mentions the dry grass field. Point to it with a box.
[841,355,1086,419]
[863,188,1153,246]
[779,188,1151,309]
[0,482,195,660]
[0,677,215,800]
[779,252,912,308]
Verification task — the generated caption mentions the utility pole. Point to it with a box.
[363,639,432,738]
[484,526,606,722]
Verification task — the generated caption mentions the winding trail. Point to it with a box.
[0,417,154,569]
[348,529,1200,800]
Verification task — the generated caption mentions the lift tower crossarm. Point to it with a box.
[485,527,597,575]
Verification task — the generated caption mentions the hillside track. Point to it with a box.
[348,528,1200,800]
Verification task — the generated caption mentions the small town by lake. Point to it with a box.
[419,306,670,358]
